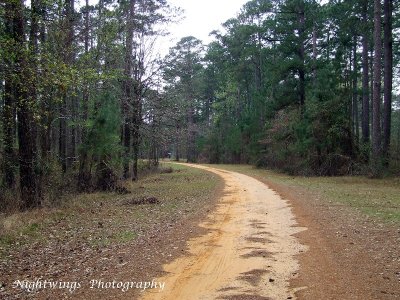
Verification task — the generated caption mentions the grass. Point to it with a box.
[115,230,137,243]
[21,222,41,235]
[205,164,400,224]
[91,231,137,247]
[0,163,221,258]
[0,234,13,248]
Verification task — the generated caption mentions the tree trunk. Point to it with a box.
[312,24,317,82]
[370,48,374,136]
[78,0,91,191]
[66,0,76,168]
[132,138,139,180]
[382,0,393,164]
[187,103,195,163]
[175,124,180,161]
[2,2,16,188]
[132,81,142,181]
[123,121,131,179]
[372,0,382,176]
[298,1,305,111]
[186,81,196,163]
[352,37,359,144]
[38,0,51,160]
[59,0,75,173]
[59,99,67,172]
[14,0,39,209]
[30,0,42,201]
[122,0,136,179]
[186,57,196,163]
[361,0,370,145]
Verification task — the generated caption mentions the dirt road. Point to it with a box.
[141,164,307,300]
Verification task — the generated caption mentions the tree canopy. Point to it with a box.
[0,0,399,210]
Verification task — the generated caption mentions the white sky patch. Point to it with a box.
[166,0,248,43]
[156,0,248,56]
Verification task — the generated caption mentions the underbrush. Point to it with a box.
[0,163,220,258]
[0,159,174,213]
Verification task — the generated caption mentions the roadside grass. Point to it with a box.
[91,230,138,247]
[207,164,400,224]
[0,163,220,258]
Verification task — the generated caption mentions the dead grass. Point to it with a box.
[206,164,400,224]
[0,162,223,299]
[0,163,220,258]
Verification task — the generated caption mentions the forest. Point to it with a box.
[0,0,399,211]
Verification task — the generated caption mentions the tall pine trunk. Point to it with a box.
[312,24,317,82]
[30,0,42,202]
[39,0,51,160]
[298,1,305,110]
[186,72,196,163]
[382,0,393,164]
[187,102,195,163]
[175,124,180,161]
[59,0,75,173]
[122,0,136,179]
[14,0,39,209]
[2,2,16,188]
[66,0,76,168]
[132,77,142,180]
[352,38,359,144]
[372,0,382,177]
[361,0,370,146]
[78,0,91,191]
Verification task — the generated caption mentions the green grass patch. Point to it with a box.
[21,222,41,236]
[115,230,137,243]
[90,231,137,247]
[90,236,112,248]
[207,164,400,224]
[0,234,13,247]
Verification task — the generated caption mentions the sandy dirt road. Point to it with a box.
[141,164,307,300]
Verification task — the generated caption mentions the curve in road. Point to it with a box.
[141,164,307,300]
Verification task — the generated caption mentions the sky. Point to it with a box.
[156,0,249,56]
[80,0,248,57]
